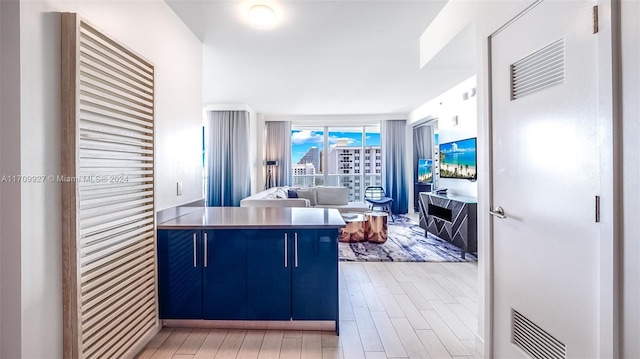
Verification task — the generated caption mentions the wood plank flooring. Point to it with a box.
[137,262,479,359]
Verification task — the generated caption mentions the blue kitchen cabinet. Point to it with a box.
[157,226,339,332]
[157,229,203,319]
[158,229,247,320]
[202,230,247,319]
[246,229,292,320]
[292,229,339,321]
[246,229,339,323]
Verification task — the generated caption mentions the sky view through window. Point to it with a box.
[292,129,381,164]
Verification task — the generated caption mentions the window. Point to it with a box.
[291,128,324,187]
[291,125,381,201]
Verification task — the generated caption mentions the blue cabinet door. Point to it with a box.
[292,229,339,321]
[157,230,203,319]
[202,230,247,319]
[246,229,291,320]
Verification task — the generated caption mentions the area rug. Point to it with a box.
[338,214,478,262]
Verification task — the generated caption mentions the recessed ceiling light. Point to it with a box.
[248,5,276,28]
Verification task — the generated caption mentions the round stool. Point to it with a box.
[365,211,388,243]
[339,213,368,243]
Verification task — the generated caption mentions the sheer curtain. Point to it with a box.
[205,110,251,206]
[382,119,409,214]
[413,124,434,181]
[264,121,292,188]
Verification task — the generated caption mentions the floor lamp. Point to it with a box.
[264,160,279,190]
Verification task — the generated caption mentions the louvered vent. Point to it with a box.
[62,13,156,359]
[512,309,567,359]
[511,38,565,100]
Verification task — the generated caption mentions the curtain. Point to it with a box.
[205,110,251,206]
[413,124,434,182]
[382,119,409,214]
[264,121,292,188]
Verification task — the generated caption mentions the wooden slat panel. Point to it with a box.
[80,190,153,206]
[81,229,154,262]
[79,140,153,154]
[79,47,153,92]
[81,260,154,317]
[79,105,153,131]
[80,82,153,115]
[80,121,153,141]
[81,250,154,296]
[80,91,153,121]
[79,36,153,84]
[81,211,152,236]
[79,183,153,197]
[80,63,153,101]
[62,13,156,359]
[79,24,153,77]
[80,232,154,274]
[81,284,155,340]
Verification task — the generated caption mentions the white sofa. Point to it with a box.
[240,186,369,213]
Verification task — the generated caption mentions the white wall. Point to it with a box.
[13,1,202,357]
[0,1,23,357]
[621,1,640,357]
[407,76,478,200]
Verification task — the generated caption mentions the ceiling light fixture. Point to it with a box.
[248,5,276,28]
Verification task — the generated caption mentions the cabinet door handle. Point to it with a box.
[284,233,288,268]
[204,232,208,267]
[294,233,298,268]
[193,233,197,267]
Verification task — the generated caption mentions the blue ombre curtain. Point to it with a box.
[381,119,409,214]
[264,121,292,187]
[205,111,251,206]
[413,124,434,182]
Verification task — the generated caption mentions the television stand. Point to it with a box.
[413,183,432,212]
[418,192,477,259]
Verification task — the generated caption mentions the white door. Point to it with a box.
[490,1,602,357]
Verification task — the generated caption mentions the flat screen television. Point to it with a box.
[417,159,433,183]
[439,137,477,180]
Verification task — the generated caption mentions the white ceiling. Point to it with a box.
[166,0,476,116]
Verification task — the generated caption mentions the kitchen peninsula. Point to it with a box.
[157,207,345,334]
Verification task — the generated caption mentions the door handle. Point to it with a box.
[489,206,507,219]
[284,233,288,268]
[294,233,298,268]
[204,232,208,268]
[193,233,197,267]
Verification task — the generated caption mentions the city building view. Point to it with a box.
[291,128,382,201]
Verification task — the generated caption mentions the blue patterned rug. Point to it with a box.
[338,214,478,262]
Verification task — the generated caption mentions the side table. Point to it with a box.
[365,211,388,243]
[339,213,368,242]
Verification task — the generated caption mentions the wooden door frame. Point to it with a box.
[482,0,621,357]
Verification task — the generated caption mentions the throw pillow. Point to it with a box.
[288,189,298,198]
[295,188,317,206]
[316,186,348,205]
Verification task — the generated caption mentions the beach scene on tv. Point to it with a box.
[417,159,432,183]
[439,138,477,179]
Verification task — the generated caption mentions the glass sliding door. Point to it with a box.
[290,124,381,201]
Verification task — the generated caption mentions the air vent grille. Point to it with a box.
[511,38,565,100]
[512,309,567,359]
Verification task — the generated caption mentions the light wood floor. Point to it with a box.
[136,262,479,359]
